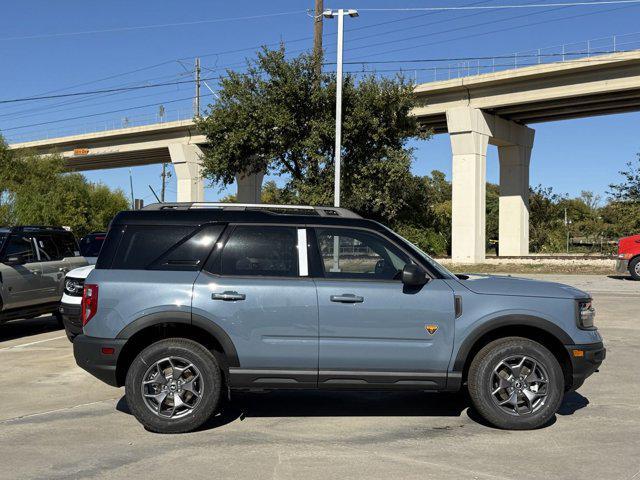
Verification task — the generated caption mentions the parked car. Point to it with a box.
[74,203,605,433]
[616,234,640,280]
[0,226,87,325]
[60,232,106,341]
[78,232,106,265]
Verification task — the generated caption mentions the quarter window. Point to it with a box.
[111,226,195,270]
[315,228,410,281]
[220,226,298,277]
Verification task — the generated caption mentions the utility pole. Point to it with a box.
[161,163,167,202]
[195,57,201,117]
[313,0,324,73]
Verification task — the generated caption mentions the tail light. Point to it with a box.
[82,284,99,326]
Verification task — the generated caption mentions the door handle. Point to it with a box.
[212,291,246,301]
[330,294,364,304]
[27,269,40,275]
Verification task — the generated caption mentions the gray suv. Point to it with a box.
[74,204,605,433]
[1,226,87,324]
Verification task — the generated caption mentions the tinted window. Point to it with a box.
[111,225,195,270]
[79,234,105,257]
[315,228,410,280]
[55,233,80,257]
[36,235,62,261]
[220,226,298,277]
[4,235,37,263]
[150,224,224,271]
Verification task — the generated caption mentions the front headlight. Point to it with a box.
[577,299,596,330]
[64,277,85,297]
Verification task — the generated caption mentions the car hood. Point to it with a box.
[456,274,589,299]
[66,264,95,280]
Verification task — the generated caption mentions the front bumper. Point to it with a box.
[566,342,606,391]
[59,303,82,341]
[73,335,126,387]
[615,259,629,274]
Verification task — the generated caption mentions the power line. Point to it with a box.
[0,77,219,105]
[2,96,194,132]
[0,10,307,41]
[358,0,640,11]
[348,3,637,60]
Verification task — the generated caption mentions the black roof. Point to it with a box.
[111,204,385,231]
[0,226,69,233]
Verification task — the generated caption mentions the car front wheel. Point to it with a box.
[467,337,564,430]
[125,338,222,433]
[628,256,640,280]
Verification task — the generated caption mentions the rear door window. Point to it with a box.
[219,225,298,277]
[111,225,196,270]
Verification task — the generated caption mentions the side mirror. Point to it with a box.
[401,263,428,287]
[3,254,25,266]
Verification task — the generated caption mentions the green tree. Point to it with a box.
[0,138,129,236]
[608,154,640,202]
[195,46,430,224]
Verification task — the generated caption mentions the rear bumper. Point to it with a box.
[566,342,606,391]
[73,335,126,387]
[59,303,82,340]
[615,259,629,274]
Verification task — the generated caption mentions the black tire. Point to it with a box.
[125,338,222,434]
[468,337,564,430]
[53,310,64,327]
[628,256,640,280]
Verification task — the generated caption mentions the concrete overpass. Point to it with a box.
[9,50,640,261]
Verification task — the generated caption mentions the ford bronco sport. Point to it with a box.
[74,203,605,433]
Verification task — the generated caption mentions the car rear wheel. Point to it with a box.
[628,256,640,280]
[467,337,564,430]
[125,338,222,433]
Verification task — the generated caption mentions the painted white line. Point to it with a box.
[0,335,67,351]
[0,398,119,424]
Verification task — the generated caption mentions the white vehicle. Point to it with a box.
[60,232,105,341]
[60,264,95,341]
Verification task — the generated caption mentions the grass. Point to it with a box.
[446,263,616,275]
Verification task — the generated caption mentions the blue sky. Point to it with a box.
[1,0,639,205]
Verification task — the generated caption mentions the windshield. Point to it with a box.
[383,227,456,279]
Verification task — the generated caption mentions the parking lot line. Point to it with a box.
[0,335,67,351]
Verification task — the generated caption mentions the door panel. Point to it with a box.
[192,225,319,388]
[0,235,44,310]
[312,227,456,389]
[316,279,455,388]
[192,272,319,386]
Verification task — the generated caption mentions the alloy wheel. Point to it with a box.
[490,355,549,416]
[141,356,204,419]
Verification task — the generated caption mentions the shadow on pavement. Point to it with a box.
[607,275,634,281]
[116,387,590,433]
[0,315,63,342]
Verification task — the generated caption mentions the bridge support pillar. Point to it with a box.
[235,171,264,204]
[169,144,204,202]
[498,143,533,256]
[446,106,535,262]
[447,108,489,263]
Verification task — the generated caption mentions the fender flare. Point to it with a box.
[452,314,574,373]
[116,311,240,367]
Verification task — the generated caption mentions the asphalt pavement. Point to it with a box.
[0,274,638,480]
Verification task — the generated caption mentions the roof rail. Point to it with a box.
[11,225,67,232]
[142,202,362,218]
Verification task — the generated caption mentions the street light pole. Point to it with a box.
[324,8,358,208]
